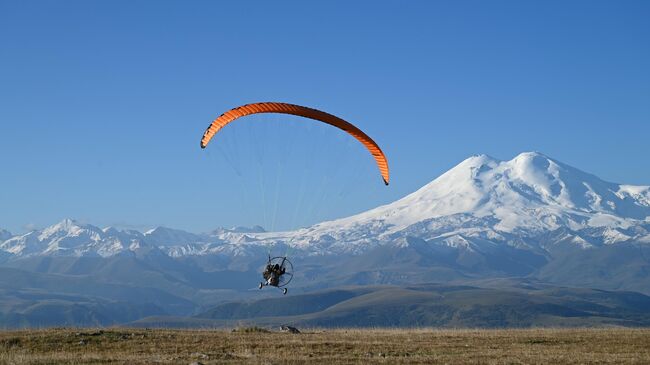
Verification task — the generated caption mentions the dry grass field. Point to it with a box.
[1,327,649,364]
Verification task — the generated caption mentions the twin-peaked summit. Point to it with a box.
[315,152,650,234]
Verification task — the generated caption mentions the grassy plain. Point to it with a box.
[1,327,649,364]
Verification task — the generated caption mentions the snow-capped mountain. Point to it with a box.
[0,219,268,259]
[0,219,141,257]
[2,152,649,260]
[290,152,650,251]
[336,152,650,231]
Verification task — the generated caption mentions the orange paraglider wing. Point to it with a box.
[200,102,390,185]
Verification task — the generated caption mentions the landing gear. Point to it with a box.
[258,256,293,295]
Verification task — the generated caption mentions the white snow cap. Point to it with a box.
[312,152,650,234]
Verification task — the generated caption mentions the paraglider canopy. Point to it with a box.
[200,102,390,185]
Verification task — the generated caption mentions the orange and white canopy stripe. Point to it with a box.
[200,102,390,185]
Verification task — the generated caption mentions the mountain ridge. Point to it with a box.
[2,152,650,260]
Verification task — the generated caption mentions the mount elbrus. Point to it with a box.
[2,152,649,295]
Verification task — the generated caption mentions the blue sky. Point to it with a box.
[1,1,649,234]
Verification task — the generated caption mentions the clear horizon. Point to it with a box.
[1,1,649,234]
